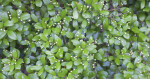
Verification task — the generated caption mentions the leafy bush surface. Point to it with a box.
[0,0,150,79]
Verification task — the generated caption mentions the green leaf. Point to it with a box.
[73,8,78,19]
[53,16,61,22]
[0,12,8,21]
[29,73,39,79]
[60,9,67,18]
[67,73,74,79]
[112,0,119,8]
[82,12,91,18]
[12,49,20,59]
[73,20,78,28]
[141,0,145,9]
[131,27,140,33]
[0,73,6,79]
[134,56,142,64]
[139,13,146,21]
[47,5,54,10]
[63,47,68,52]
[81,41,86,48]
[43,0,50,5]
[83,49,89,55]
[35,0,42,7]
[98,70,108,77]
[0,30,7,39]
[77,3,83,11]
[56,48,63,58]
[123,32,130,39]
[94,53,102,60]
[31,13,38,22]
[66,32,74,38]
[86,44,96,51]
[3,38,9,46]
[40,55,46,65]
[66,61,73,69]
[84,61,88,69]
[64,53,71,61]
[100,10,109,15]
[73,47,82,55]
[2,59,11,64]
[77,65,83,73]
[85,0,92,4]
[109,37,114,45]
[30,66,42,71]
[20,13,30,20]
[74,59,81,66]
[38,67,44,76]
[7,30,17,40]
[0,22,3,28]
[4,20,14,27]
[9,64,14,72]
[40,34,47,41]
[127,63,133,69]
[81,20,87,28]
[55,35,62,47]
[115,57,120,65]
[139,32,146,41]
[15,62,21,70]
[25,58,30,64]
[34,22,43,30]
[48,10,56,16]
[57,69,68,77]
[71,39,80,46]
[56,61,61,71]
[114,73,124,79]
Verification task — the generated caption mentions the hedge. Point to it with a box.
[0,0,150,79]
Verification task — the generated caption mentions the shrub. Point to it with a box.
[0,0,150,79]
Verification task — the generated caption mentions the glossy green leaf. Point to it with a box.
[86,44,96,51]
[74,59,81,66]
[0,12,8,21]
[84,61,88,69]
[100,10,109,15]
[43,0,50,5]
[127,63,133,69]
[56,61,61,71]
[94,53,102,60]
[20,13,30,20]
[4,20,14,26]
[0,30,7,39]
[131,27,140,33]
[34,22,43,30]
[81,20,87,28]
[141,0,145,9]
[31,13,38,22]
[40,55,46,65]
[114,73,124,79]
[40,34,47,41]
[109,37,114,45]
[73,8,78,19]
[71,39,80,46]
[85,0,92,4]
[30,66,42,71]
[82,12,91,18]
[66,32,74,38]
[66,61,72,69]
[35,0,42,7]
[7,30,17,40]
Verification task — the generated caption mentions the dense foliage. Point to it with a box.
[0,0,150,79]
